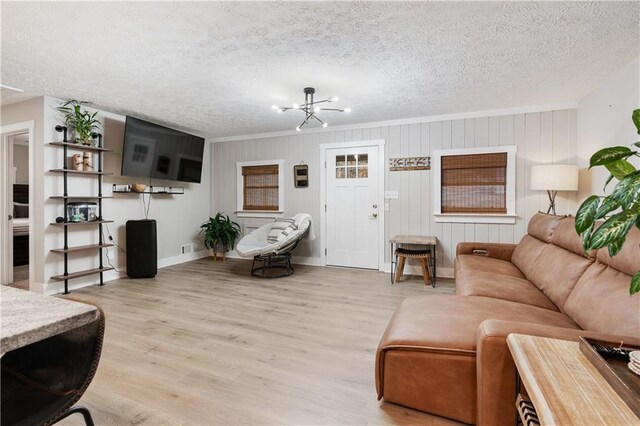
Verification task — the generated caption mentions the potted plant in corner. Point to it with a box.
[575,108,640,295]
[57,100,101,146]
[200,213,241,262]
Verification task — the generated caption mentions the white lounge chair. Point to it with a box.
[236,213,315,278]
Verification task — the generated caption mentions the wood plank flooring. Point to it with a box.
[58,258,458,425]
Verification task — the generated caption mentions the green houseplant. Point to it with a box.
[575,109,640,295]
[200,213,241,254]
[57,100,101,145]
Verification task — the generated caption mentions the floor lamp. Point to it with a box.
[530,165,579,215]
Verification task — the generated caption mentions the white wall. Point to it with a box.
[577,56,640,200]
[13,144,29,184]
[1,97,211,294]
[213,107,578,276]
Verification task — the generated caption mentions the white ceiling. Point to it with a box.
[1,2,638,139]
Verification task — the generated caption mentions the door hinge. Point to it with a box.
[325,204,327,212]
[325,248,327,255]
[324,161,327,168]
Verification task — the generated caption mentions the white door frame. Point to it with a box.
[319,139,386,270]
[1,121,35,287]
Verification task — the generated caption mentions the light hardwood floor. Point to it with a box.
[59,258,458,425]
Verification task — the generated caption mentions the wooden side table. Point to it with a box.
[507,334,640,425]
[389,235,437,287]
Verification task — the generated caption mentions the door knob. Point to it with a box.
[372,213,378,218]
[373,204,378,209]
[8,215,12,220]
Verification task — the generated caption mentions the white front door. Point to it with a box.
[326,146,380,269]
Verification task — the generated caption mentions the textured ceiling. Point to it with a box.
[1,2,639,138]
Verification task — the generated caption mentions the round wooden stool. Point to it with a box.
[393,248,432,285]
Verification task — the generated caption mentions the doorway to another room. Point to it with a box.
[1,122,35,291]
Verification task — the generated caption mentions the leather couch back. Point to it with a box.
[513,213,639,336]
[563,226,640,336]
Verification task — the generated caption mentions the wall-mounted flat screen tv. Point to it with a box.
[121,116,205,183]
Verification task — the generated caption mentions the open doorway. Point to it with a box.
[1,121,35,290]
[10,133,30,289]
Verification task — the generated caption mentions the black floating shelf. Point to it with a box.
[112,186,184,195]
[50,196,113,200]
[50,169,113,176]
[51,266,114,281]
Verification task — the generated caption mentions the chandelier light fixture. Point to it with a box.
[272,87,351,131]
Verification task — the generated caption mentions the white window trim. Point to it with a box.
[236,159,285,218]
[433,145,517,224]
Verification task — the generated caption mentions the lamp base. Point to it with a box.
[546,190,557,215]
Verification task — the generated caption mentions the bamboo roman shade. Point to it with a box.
[242,164,279,211]
[441,153,507,213]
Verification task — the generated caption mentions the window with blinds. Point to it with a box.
[242,164,279,211]
[441,153,507,214]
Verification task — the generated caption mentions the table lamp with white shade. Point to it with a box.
[530,165,579,215]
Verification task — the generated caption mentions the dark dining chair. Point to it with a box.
[1,304,105,426]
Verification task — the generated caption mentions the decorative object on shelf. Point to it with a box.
[55,216,64,223]
[71,154,83,171]
[67,202,98,223]
[56,100,101,146]
[389,157,431,171]
[200,212,241,261]
[575,108,640,295]
[83,151,93,171]
[271,87,351,131]
[530,164,579,214]
[131,184,147,193]
[294,163,309,188]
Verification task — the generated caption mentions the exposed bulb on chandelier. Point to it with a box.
[296,126,301,132]
[271,105,278,110]
[314,107,320,113]
[277,108,283,113]
[292,103,300,109]
[322,122,328,128]
[331,96,339,102]
[344,108,351,113]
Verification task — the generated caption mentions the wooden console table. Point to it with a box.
[507,334,640,425]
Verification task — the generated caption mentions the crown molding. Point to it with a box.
[207,101,578,143]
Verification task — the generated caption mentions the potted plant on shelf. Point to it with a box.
[57,100,101,146]
[575,109,640,295]
[200,213,241,261]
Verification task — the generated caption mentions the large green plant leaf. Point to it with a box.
[610,171,640,209]
[633,109,640,135]
[595,196,620,219]
[607,237,625,257]
[588,208,640,250]
[590,146,635,168]
[581,223,593,252]
[575,195,600,233]
[631,272,640,295]
[604,159,637,180]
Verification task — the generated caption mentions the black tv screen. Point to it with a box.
[121,116,205,183]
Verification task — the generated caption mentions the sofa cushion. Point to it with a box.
[528,244,594,310]
[455,254,524,279]
[526,213,564,243]
[376,295,579,424]
[551,218,595,258]
[596,226,640,276]
[457,273,558,311]
[511,235,548,278]
[564,261,640,337]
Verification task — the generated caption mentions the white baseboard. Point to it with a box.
[382,262,454,279]
[157,249,210,269]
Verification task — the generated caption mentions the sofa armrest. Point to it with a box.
[476,319,640,426]
[456,242,517,262]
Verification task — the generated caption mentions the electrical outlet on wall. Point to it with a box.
[181,243,194,254]
[385,190,399,199]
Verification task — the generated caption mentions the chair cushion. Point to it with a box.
[457,273,558,311]
[266,218,297,243]
[456,254,525,279]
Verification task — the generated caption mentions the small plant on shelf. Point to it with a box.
[57,100,101,146]
[200,213,241,257]
[575,108,640,295]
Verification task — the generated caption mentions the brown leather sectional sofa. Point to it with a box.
[376,213,640,425]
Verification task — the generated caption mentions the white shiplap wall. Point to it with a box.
[213,109,577,276]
